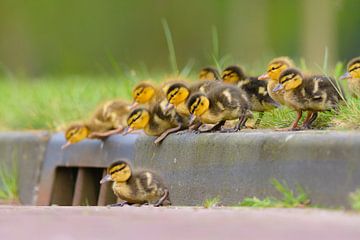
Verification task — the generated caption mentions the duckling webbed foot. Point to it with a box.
[153,189,170,207]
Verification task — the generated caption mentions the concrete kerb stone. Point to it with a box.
[133,130,360,207]
[0,131,49,205]
[1,130,360,207]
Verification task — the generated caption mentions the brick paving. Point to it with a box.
[0,206,360,240]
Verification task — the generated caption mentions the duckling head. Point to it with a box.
[258,57,294,81]
[199,67,221,80]
[131,83,156,108]
[273,68,303,92]
[166,83,190,107]
[222,65,247,84]
[187,93,210,123]
[123,108,150,134]
[62,124,90,149]
[341,57,360,79]
[100,160,132,184]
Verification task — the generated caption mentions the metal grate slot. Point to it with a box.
[50,167,117,206]
[72,168,103,206]
[51,167,78,205]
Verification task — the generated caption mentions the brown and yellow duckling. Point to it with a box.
[199,66,221,80]
[166,80,222,115]
[100,160,171,207]
[258,57,295,105]
[187,84,252,132]
[62,100,131,149]
[124,102,185,144]
[222,65,279,126]
[131,82,165,109]
[273,68,342,130]
[341,57,360,98]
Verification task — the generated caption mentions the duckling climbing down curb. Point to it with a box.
[100,160,171,207]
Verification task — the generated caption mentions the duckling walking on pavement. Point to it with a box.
[100,160,171,207]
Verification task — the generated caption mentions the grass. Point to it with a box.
[0,162,18,201]
[238,179,311,208]
[349,189,360,211]
[203,196,221,208]
[0,75,136,130]
[1,73,360,131]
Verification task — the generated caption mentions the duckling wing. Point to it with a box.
[243,77,280,109]
[303,76,341,109]
[134,171,168,203]
[209,85,249,112]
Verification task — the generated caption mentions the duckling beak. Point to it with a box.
[129,101,139,110]
[189,114,196,125]
[122,126,134,135]
[100,174,112,184]
[164,102,174,113]
[258,73,269,80]
[61,141,72,150]
[340,72,351,80]
[273,83,284,92]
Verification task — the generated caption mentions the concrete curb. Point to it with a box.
[134,130,360,207]
[1,130,360,207]
[0,131,49,204]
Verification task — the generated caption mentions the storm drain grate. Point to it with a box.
[36,133,139,206]
[50,167,116,206]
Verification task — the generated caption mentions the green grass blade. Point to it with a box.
[161,19,178,75]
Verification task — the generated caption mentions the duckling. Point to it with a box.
[62,100,131,149]
[199,66,221,80]
[100,160,171,207]
[123,102,185,144]
[131,82,165,109]
[222,65,279,126]
[340,57,360,98]
[166,80,221,115]
[187,84,252,132]
[258,57,295,105]
[273,68,341,130]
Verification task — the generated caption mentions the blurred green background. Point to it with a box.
[0,0,359,76]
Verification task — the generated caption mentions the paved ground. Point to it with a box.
[0,206,360,240]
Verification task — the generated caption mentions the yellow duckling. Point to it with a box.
[199,66,221,80]
[187,84,252,132]
[165,80,221,116]
[222,65,279,126]
[131,82,164,109]
[340,57,360,98]
[258,57,295,105]
[100,160,171,207]
[124,102,184,144]
[62,100,131,149]
[274,68,342,130]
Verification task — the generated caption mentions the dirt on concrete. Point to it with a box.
[0,206,360,240]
